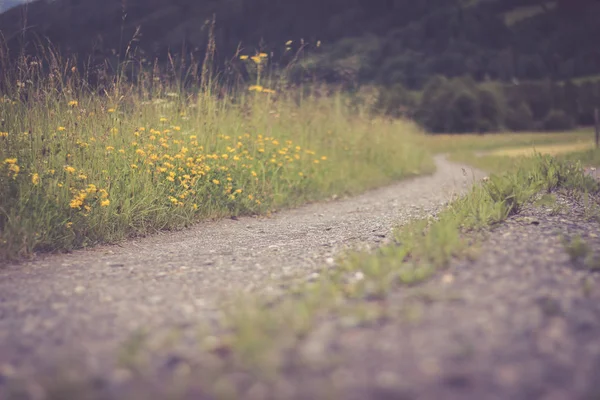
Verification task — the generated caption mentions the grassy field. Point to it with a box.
[424,129,600,175]
[0,78,432,264]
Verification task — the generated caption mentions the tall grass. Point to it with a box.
[0,44,432,264]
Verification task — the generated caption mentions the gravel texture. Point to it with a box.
[0,155,481,394]
[280,192,600,400]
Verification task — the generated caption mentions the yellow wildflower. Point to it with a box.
[57,126,66,132]
[107,108,115,113]
[68,100,78,107]
[69,198,83,209]
[240,55,249,60]
[251,56,262,64]
[249,85,264,92]
[65,222,73,228]
[159,117,168,123]
[0,132,8,138]
[4,158,17,164]
[64,166,76,174]
[262,88,276,94]
[100,199,110,207]
[321,156,327,161]
[285,40,293,46]
[258,52,268,58]
[212,179,220,185]
[106,146,115,151]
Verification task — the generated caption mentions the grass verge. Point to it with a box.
[0,78,431,265]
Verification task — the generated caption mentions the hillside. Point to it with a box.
[0,0,599,90]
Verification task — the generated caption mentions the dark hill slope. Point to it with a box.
[0,0,599,88]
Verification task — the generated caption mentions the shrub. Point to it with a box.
[504,102,535,131]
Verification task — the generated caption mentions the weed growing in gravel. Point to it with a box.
[564,235,600,271]
[0,53,432,264]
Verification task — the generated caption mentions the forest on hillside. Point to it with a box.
[1,0,599,133]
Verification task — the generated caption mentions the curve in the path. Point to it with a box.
[0,155,486,381]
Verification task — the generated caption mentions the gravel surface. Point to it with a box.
[0,155,482,393]
[282,192,600,400]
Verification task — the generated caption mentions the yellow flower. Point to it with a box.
[130,164,138,169]
[110,128,118,134]
[68,100,78,107]
[173,126,181,131]
[86,184,97,193]
[78,174,87,180]
[107,108,115,113]
[248,194,254,200]
[106,146,115,151]
[285,40,293,46]
[262,88,276,94]
[221,154,229,160]
[65,222,73,228]
[239,55,249,60]
[212,179,220,185]
[9,164,20,175]
[159,117,168,123]
[249,85,264,92]
[64,166,76,174]
[314,159,320,164]
[84,205,92,212]
[118,149,125,154]
[57,126,66,131]
[258,52,268,58]
[251,171,257,177]
[251,56,262,64]
[193,204,198,210]
[298,172,304,177]
[0,132,8,138]
[321,156,327,161]
[100,199,110,207]
[70,198,83,209]
[4,158,17,164]
[48,169,55,175]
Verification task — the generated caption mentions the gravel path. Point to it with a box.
[283,192,600,400]
[0,155,482,390]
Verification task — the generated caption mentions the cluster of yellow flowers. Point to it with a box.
[68,184,110,220]
[3,158,20,179]
[1,103,328,230]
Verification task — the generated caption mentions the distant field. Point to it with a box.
[427,129,599,175]
[489,141,595,157]
[423,129,592,154]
